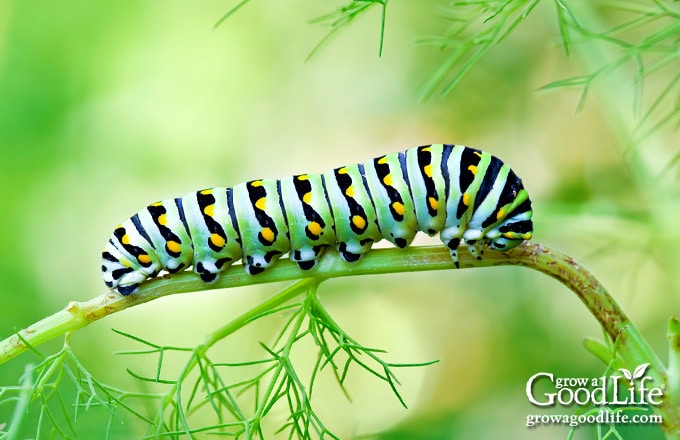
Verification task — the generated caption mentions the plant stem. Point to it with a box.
[562,6,680,436]
[0,242,676,432]
[667,317,680,438]
[0,242,653,363]
[4,363,34,440]
[171,279,315,437]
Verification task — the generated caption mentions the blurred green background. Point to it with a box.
[0,1,678,438]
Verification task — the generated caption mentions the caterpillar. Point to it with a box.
[102,144,533,295]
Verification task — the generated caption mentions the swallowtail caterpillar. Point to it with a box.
[102,144,533,295]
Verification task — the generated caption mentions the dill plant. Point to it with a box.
[1,1,680,439]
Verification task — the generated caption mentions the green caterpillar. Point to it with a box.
[102,144,533,295]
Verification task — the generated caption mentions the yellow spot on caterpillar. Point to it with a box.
[158,214,167,226]
[203,204,215,218]
[382,174,393,186]
[352,215,366,229]
[250,180,263,187]
[121,234,130,245]
[210,233,225,248]
[255,197,266,211]
[338,167,348,175]
[423,164,432,178]
[428,196,438,210]
[200,189,212,195]
[166,241,181,254]
[473,151,482,158]
[522,232,532,240]
[261,227,275,243]
[377,156,388,164]
[138,254,151,264]
[307,221,322,237]
[297,175,309,181]
[468,165,477,175]
[463,193,470,206]
[122,259,131,268]
[302,192,312,204]
[151,202,162,207]
[392,201,405,216]
[345,186,355,197]
[422,146,431,152]
[496,209,505,220]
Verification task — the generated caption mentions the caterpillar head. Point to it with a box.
[486,217,533,250]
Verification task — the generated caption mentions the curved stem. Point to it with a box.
[0,242,676,432]
[0,242,651,365]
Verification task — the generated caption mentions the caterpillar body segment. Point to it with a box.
[406,144,447,236]
[279,173,336,269]
[182,188,241,282]
[102,144,534,295]
[363,152,418,249]
[323,163,383,262]
[232,180,291,275]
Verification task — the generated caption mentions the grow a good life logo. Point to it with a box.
[525,363,664,428]
[527,363,663,407]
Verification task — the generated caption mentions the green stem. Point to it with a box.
[4,363,34,440]
[564,6,680,436]
[0,242,653,364]
[667,317,680,436]
[669,318,680,399]
[0,242,676,432]
[168,279,315,438]
[204,279,318,349]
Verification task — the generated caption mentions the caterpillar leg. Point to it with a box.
[194,257,234,282]
[445,238,461,268]
[465,239,483,260]
[336,240,373,263]
[444,238,492,269]
[290,245,326,271]
[441,224,466,268]
[243,251,283,275]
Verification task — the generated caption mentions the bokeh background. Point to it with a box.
[1,1,678,439]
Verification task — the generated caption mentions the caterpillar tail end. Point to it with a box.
[102,243,148,296]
